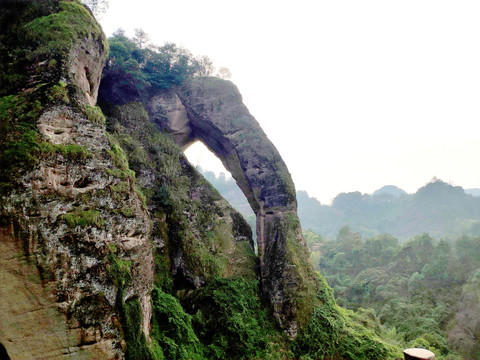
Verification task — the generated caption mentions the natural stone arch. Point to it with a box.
[149,77,320,336]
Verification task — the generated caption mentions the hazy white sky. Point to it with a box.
[99,1,480,204]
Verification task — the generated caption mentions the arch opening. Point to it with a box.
[185,142,257,240]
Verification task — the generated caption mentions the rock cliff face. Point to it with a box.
[147,78,321,336]
[0,1,153,358]
[104,101,257,290]
[0,1,260,358]
[0,2,405,359]
[0,1,329,358]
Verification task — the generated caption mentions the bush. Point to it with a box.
[150,288,203,360]
[182,278,277,360]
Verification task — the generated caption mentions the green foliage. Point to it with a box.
[183,278,278,360]
[106,141,135,179]
[294,280,399,360]
[23,0,103,59]
[153,185,171,208]
[314,227,480,359]
[121,297,154,360]
[154,254,173,292]
[0,83,91,182]
[150,288,203,360]
[82,104,106,124]
[40,142,92,160]
[99,33,210,105]
[61,209,104,228]
[46,81,69,104]
[3,128,41,167]
[0,93,43,177]
[108,257,132,288]
[107,244,154,359]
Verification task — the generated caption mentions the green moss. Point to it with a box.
[105,167,128,179]
[154,254,173,292]
[110,181,129,193]
[120,206,135,218]
[82,104,106,124]
[107,142,135,178]
[277,212,321,327]
[61,209,104,228]
[46,81,69,104]
[0,84,86,180]
[3,128,41,166]
[40,142,92,160]
[133,184,147,207]
[293,276,400,360]
[182,278,281,360]
[105,243,133,289]
[107,244,156,360]
[122,297,154,360]
[23,0,103,59]
[150,287,204,360]
[0,95,19,120]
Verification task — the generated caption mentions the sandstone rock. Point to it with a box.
[104,101,257,290]
[148,77,321,336]
[0,1,153,358]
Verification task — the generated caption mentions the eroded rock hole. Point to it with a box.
[74,177,93,189]
[0,343,10,360]
[184,141,256,238]
[84,66,94,94]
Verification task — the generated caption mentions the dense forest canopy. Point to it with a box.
[309,227,480,360]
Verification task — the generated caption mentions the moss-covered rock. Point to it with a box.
[102,101,257,289]
[0,1,153,358]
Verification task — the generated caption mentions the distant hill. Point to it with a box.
[372,185,407,197]
[465,188,480,197]
[200,169,480,241]
[298,180,480,240]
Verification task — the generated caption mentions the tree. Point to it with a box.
[217,67,232,80]
[195,55,215,76]
[133,28,150,49]
[82,0,109,18]
[112,28,126,38]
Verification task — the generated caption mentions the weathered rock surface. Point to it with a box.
[148,77,320,336]
[0,1,153,358]
[104,101,257,290]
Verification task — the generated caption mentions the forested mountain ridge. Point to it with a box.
[298,179,480,240]
[201,170,480,241]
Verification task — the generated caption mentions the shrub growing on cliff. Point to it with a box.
[99,34,200,104]
[150,288,204,360]
[293,275,400,360]
[181,278,279,360]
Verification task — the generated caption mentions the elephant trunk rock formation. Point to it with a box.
[149,77,320,336]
